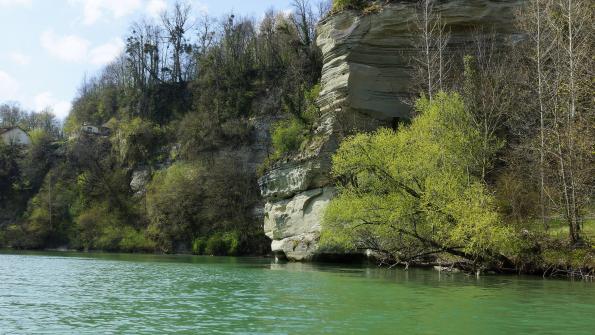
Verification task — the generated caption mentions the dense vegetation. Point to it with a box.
[323,94,518,268]
[0,0,327,254]
[0,0,592,277]
[322,0,593,275]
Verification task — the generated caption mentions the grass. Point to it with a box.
[542,218,595,245]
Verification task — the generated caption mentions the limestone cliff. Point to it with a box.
[259,0,523,261]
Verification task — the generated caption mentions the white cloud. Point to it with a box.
[69,0,143,25]
[146,0,166,18]
[8,51,31,65]
[41,30,90,62]
[194,2,208,15]
[40,30,123,65]
[34,92,72,119]
[0,0,32,7]
[89,38,124,65]
[0,70,20,102]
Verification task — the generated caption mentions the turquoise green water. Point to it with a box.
[0,251,593,334]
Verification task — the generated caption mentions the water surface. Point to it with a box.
[0,251,593,334]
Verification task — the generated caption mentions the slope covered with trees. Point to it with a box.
[0,0,329,255]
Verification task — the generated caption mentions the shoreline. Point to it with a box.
[2,247,593,281]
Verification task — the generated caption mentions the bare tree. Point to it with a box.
[161,2,193,83]
[0,103,26,127]
[548,0,593,243]
[514,0,593,243]
[291,0,316,48]
[516,0,556,230]
[316,0,332,19]
[410,0,451,101]
[461,31,516,181]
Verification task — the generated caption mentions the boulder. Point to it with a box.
[271,232,321,261]
[264,187,336,240]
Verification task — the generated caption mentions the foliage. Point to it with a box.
[146,157,261,254]
[111,117,165,166]
[146,163,203,252]
[0,1,327,255]
[204,232,240,256]
[323,93,518,265]
[271,118,306,158]
[192,237,206,255]
[301,84,322,125]
[20,170,78,249]
[332,0,366,12]
[21,129,55,189]
[0,142,22,202]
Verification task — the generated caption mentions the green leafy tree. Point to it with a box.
[146,163,204,252]
[322,92,518,267]
[0,142,22,202]
[111,117,165,166]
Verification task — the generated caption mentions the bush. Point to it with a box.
[301,84,322,126]
[119,227,156,252]
[332,0,365,11]
[271,118,306,157]
[112,117,164,166]
[192,237,206,255]
[204,232,240,256]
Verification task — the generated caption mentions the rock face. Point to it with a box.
[317,0,524,119]
[258,161,331,201]
[258,114,340,260]
[260,0,523,261]
[265,187,336,260]
[130,169,150,197]
[264,187,336,240]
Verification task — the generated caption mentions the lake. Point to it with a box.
[0,251,593,334]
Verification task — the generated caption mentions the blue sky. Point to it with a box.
[0,0,294,119]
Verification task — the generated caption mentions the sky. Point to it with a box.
[0,0,294,119]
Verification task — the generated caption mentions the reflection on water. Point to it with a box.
[0,251,593,334]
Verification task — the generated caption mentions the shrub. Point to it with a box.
[271,118,306,157]
[76,205,110,249]
[301,84,322,126]
[332,0,365,11]
[204,232,240,256]
[119,227,156,252]
[112,117,164,166]
[192,237,206,255]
